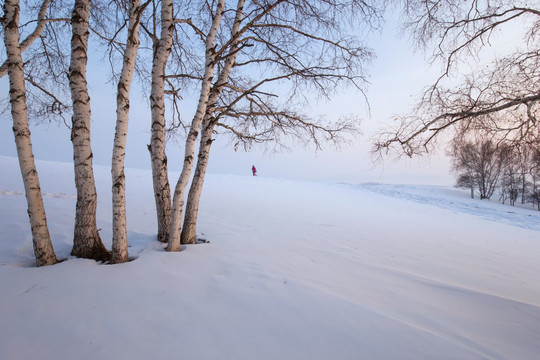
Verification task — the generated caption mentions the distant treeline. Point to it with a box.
[450,140,540,210]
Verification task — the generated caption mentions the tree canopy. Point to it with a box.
[373,1,540,158]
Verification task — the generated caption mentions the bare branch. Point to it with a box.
[375,1,540,160]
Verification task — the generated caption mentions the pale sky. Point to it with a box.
[1,10,455,186]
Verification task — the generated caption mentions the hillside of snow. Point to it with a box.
[0,155,539,360]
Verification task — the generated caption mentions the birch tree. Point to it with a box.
[168,0,381,247]
[69,0,110,261]
[147,0,174,244]
[1,0,57,266]
[111,0,148,263]
[178,0,245,246]
[0,0,54,77]
[166,0,228,252]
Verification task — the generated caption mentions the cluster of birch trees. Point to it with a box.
[1,0,382,266]
[450,139,540,209]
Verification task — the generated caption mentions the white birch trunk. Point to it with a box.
[0,0,50,79]
[178,0,246,245]
[111,0,143,264]
[166,0,227,251]
[69,0,110,261]
[180,115,215,245]
[2,0,57,267]
[149,0,173,243]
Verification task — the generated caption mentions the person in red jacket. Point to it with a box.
[252,165,257,176]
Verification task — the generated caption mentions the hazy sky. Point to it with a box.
[1,10,455,186]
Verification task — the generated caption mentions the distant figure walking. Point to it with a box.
[252,165,257,176]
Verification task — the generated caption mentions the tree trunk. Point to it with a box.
[2,0,57,267]
[167,0,226,252]
[69,0,110,261]
[0,0,50,78]
[111,0,144,264]
[176,0,246,247]
[521,172,527,204]
[467,171,474,199]
[149,0,174,243]
[180,117,215,245]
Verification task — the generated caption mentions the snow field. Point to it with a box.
[0,155,539,359]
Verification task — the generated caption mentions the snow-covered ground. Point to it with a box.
[0,155,539,360]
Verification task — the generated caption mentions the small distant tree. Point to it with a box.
[455,173,476,199]
[450,139,504,200]
[499,146,519,206]
[529,149,540,210]
[529,188,540,211]
[451,142,476,198]
[517,148,532,205]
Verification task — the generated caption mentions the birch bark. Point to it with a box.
[180,114,215,245]
[149,0,173,243]
[69,0,110,261]
[2,0,57,266]
[166,0,227,251]
[111,0,144,264]
[179,0,245,245]
[0,0,50,78]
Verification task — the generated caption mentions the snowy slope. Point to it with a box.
[0,155,539,360]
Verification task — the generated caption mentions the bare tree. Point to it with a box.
[451,142,476,199]
[1,0,57,266]
[450,139,504,200]
[373,1,540,158]
[499,145,519,206]
[166,0,229,251]
[171,0,381,246]
[110,0,149,263]
[529,149,540,210]
[147,0,175,244]
[69,0,110,261]
[176,0,246,247]
[474,140,504,200]
[529,188,540,210]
